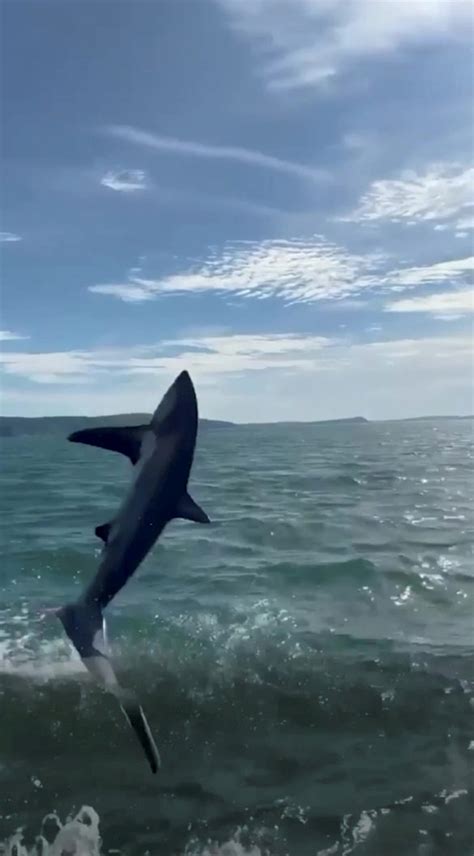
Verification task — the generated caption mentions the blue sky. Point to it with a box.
[1,0,473,421]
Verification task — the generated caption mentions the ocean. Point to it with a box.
[0,420,472,855]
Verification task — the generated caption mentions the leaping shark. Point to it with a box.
[54,370,210,773]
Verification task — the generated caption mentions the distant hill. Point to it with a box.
[245,416,369,427]
[2,413,470,438]
[0,414,370,436]
[0,414,233,437]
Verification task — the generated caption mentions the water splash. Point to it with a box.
[0,811,270,856]
[0,807,101,856]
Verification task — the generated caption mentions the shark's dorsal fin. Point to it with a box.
[68,425,148,465]
[176,492,210,524]
[95,521,113,543]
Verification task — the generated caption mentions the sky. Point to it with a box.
[1,0,473,422]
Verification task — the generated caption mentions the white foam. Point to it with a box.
[390,585,413,607]
[381,689,395,703]
[317,844,339,856]
[185,842,263,856]
[0,810,272,856]
[173,598,302,668]
[0,634,83,680]
[339,809,377,855]
[441,788,468,804]
[0,807,101,856]
[0,603,87,681]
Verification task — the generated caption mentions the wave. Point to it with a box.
[1,605,472,774]
[1,787,472,855]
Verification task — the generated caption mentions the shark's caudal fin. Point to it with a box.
[68,425,148,465]
[117,688,161,774]
[56,601,160,774]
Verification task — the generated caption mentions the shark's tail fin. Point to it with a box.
[56,601,161,773]
[115,688,161,774]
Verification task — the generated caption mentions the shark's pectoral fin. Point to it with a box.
[95,521,114,543]
[176,492,210,524]
[68,425,148,465]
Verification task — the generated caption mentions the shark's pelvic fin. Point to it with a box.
[95,494,208,542]
[176,492,210,524]
[95,521,113,543]
[68,425,148,465]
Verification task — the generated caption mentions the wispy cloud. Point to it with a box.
[378,256,474,289]
[386,288,473,320]
[106,124,327,183]
[215,0,473,91]
[89,283,155,303]
[0,232,22,243]
[0,330,29,342]
[90,236,384,305]
[100,169,148,192]
[340,163,474,225]
[89,233,474,306]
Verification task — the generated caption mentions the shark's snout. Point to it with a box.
[173,370,194,398]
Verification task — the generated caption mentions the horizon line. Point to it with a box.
[1,413,472,425]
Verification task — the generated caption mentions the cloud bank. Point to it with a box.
[1,332,471,421]
[216,0,473,91]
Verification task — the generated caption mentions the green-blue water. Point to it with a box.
[0,420,473,855]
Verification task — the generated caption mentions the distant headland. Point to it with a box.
[0,414,232,438]
[0,414,366,437]
[0,413,471,437]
